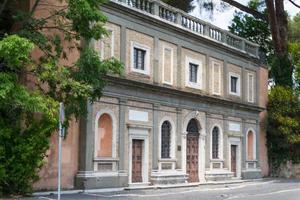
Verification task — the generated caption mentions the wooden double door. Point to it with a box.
[186,134,199,182]
[231,145,237,177]
[132,139,143,183]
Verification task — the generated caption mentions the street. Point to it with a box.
[24,179,300,200]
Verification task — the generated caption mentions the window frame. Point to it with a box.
[228,72,241,96]
[130,42,150,75]
[185,56,202,89]
[210,125,223,160]
[162,45,174,85]
[161,121,172,159]
[158,117,176,160]
[247,73,255,103]
[211,61,222,95]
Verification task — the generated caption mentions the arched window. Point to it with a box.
[212,127,219,159]
[187,118,199,134]
[97,113,112,157]
[247,131,254,160]
[161,121,171,158]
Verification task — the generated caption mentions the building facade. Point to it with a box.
[73,0,267,189]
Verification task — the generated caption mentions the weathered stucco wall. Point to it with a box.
[29,0,81,190]
[33,120,80,190]
[259,67,269,177]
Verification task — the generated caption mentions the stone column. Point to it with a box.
[119,98,127,173]
[199,134,206,182]
[120,25,127,65]
[241,119,246,170]
[153,37,160,84]
[176,108,182,169]
[256,119,260,168]
[152,103,160,170]
[223,60,228,98]
[177,45,182,88]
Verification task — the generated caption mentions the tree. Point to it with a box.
[288,13,300,89]
[162,0,300,87]
[162,0,194,12]
[228,0,273,61]
[0,0,122,196]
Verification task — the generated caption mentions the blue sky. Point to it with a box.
[190,0,300,30]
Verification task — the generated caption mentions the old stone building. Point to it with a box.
[34,0,269,190]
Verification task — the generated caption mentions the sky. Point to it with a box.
[190,0,300,30]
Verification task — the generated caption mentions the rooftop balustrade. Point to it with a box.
[113,0,260,58]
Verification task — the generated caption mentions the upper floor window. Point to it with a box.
[189,63,198,83]
[134,47,146,70]
[229,73,240,96]
[161,121,171,158]
[185,56,202,89]
[130,42,150,75]
[248,73,254,103]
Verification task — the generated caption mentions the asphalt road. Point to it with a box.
[24,179,300,200]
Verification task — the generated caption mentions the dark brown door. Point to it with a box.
[231,145,237,177]
[132,139,143,183]
[186,134,199,182]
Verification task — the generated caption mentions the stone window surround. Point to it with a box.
[247,73,255,103]
[185,56,203,90]
[211,60,222,96]
[94,109,118,173]
[130,41,150,75]
[162,44,174,85]
[228,72,241,96]
[209,125,224,170]
[99,29,114,60]
[158,116,176,171]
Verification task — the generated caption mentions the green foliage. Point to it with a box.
[228,0,273,60]
[267,86,300,171]
[288,13,300,43]
[162,0,195,12]
[0,0,123,196]
[269,54,294,88]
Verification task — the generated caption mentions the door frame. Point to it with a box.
[128,128,149,184]
[181,111,206,183]
[228,137,241,178]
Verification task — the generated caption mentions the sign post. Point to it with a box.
[58,103,65,200]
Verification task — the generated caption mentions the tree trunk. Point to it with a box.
[265,0,293,87]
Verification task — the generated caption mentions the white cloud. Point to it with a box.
[190,0,300,30]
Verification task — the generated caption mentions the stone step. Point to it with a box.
[205,170,234,182]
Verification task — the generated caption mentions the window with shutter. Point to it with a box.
[212,62,221,95]
[248,73,254,102]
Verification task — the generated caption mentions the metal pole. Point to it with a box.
[58,122,62,200]
[58,102,64,200]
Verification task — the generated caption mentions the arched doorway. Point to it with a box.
[186,118,200,182]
